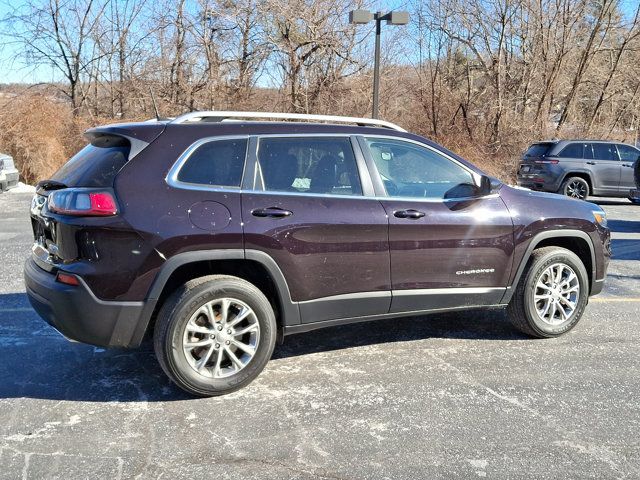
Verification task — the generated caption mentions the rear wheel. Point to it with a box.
[154,275,276,396]
[561,176,589,200]
[507,247,589,338]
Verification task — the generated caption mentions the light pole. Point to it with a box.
[349,9,409,119]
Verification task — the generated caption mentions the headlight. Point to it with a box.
[592,210,607,228]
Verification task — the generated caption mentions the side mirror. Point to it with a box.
[479,175,502,196]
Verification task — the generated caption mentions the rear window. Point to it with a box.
[591,143,618,161]
[177,138,247,187]
[524,143,554,158]
[51,142,130,187]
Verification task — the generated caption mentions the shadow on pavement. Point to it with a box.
[608,219,640,233]
[591,199,633,206]
[611,239,640,260]
[0,292,526,402]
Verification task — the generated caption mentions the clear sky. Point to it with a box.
[0,0,638,85]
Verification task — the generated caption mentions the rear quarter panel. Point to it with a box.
[111,124,246,301]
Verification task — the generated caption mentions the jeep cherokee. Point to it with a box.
[24,112,611,396]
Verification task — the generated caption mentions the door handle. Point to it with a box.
[622,163,632,167]
[393,209,426,219]
[251,207,292,218]
[586,161,596,165]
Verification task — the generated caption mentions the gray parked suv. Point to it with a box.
[516,140,639,201]
[0,153,19,192]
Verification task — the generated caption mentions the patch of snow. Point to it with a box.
[9,182,36,193]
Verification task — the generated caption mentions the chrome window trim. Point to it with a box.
[165,132,500,204]
[165,135,250,191]
[243,189,500,203]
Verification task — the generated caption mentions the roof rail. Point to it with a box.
[170,111,406,132]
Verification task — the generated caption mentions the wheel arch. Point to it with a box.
[129,249,300,347]
[502,230,596,303]
[560,171,593,193]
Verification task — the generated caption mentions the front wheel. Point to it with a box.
[560,176,590,200]
[154,275,277,396]
[507,247,589,338]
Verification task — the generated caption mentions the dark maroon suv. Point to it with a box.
[24,112,611,396]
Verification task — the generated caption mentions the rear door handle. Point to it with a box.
[586,161,596,165]
[393,209,426,219]
[622,163,633,167]
[251,207,292,218]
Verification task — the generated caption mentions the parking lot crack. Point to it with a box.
[423,348,633,478]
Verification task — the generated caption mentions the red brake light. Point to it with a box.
[88,192,118,215]
[48,189,118,216]
[56,272,80,286]
[533,159,559,164]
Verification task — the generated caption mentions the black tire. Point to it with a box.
[507,247,589,338]
[560,176,590,200]
[154,275,276,397]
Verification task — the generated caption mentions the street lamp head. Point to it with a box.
[387,11,409,25]
[349,9,374,24]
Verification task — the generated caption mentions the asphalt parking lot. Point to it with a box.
[1,191,639,479]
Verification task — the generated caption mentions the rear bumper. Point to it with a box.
[24,257,145,348]
[516,174,562,193]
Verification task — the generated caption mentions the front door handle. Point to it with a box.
[394,209,426,219]
[251,207,293,218]
[586,161,596,165]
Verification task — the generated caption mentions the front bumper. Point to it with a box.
[24,257,144,348]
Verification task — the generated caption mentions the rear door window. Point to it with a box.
[583,144,594,159]
[591,143,619,161]
[177,138,247,187]
[557,143,584,159]
[524,143,554,158]
[257,137,362,196]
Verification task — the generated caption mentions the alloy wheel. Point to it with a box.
[182,298,260,378]
[533,263,580,326]
[565,180,588,199]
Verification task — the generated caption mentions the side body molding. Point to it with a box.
[501,229,597,304]
[129,249,301,347]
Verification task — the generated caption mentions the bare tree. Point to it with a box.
[5,0,108,113]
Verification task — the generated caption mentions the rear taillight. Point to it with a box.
[47,189,118,216]
[56,272,80,286]
[533,159,559,164]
